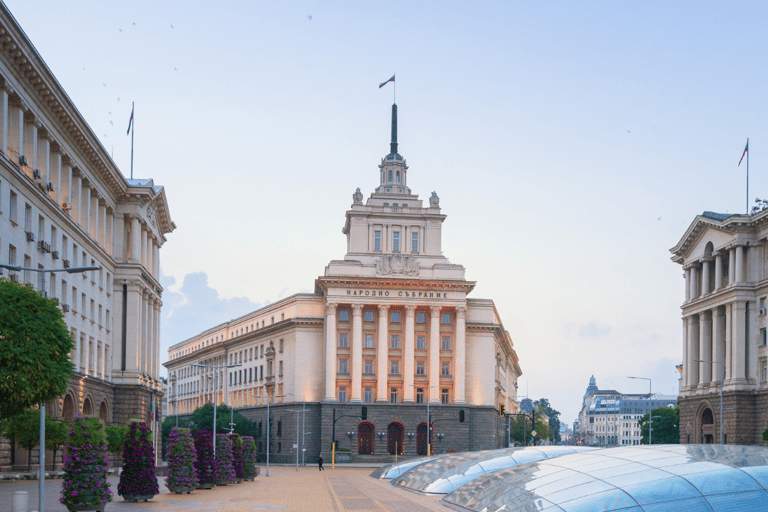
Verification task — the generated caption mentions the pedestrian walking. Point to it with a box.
[318,455,324,471]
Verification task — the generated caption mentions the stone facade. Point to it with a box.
[165,103,521,456]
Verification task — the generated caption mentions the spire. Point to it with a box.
[390,103,398,155]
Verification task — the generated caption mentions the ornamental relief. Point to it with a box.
[145,204,159,231]
[375,254,419,276]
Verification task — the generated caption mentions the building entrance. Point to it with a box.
[417,422,429,455]
[388,422,404,455]
[701,408,714,444]
[358,421,374,455]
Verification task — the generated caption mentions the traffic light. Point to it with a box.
[361,406,367,420]
[499,404,505,417]
[459,410,465,423]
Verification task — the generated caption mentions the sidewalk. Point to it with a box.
[0,466,447,512]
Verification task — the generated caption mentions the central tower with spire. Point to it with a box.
[375,103,411,195]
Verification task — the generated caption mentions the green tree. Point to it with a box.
[45,414,68,470]
[3,409,41,470]
[509,408,551,446]
[189,403,258,437]
[0,280,74,419]
[105,424,130,468]
[639,406,679,444]
[534,398,562,444]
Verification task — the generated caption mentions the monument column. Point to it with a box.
[376,305,389,402]
[351,304,363,402]
[324,303,337,401]
[733,300,747,382]
[735,245,745,284]
[455,306,467,404]
[688,315,700,387]
[404,306,416,402]
[685,268,691,301]
[429,306,441,403]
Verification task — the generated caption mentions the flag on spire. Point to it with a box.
[379,74,395,88]
[739,139,749,166]
[126,104,134,135]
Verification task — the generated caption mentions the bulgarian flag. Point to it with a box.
[379,74,395,88]
[739,139,748,166]
[127,103,134,135]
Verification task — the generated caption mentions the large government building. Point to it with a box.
[672,210,768,445]
[165,104,521,461]
[0,4,174,468]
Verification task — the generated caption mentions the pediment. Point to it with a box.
[670,211,758,264]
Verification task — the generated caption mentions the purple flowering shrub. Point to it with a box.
[59,415,113,509]
[193,430,215,486]
[241,436,258,480]
[227,433,244,480]
[214,434,236,485]
[165,427,199,492]
[117,421,159,498]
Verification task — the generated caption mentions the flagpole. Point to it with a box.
[130,101,134,180]
[394,73,396,103]
[746,138,749,214]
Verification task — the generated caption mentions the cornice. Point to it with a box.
[316,275,476,294]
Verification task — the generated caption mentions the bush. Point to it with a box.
[227,434,244,481]
[193,430,215,487]
[165,427,199,493]
[763,429,768,441]
[241,436,258,480]
[214,434,236,485]
[59,415,112,510]
[117,422,159,499]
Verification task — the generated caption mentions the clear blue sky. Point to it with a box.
[7,0,767,425]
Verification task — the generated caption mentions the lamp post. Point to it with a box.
[695,359,725,444]
[251,392,292,476]
[628,376,652,445]
[192,362,241,459]
[411,385,439,456]
[0,263,99,512]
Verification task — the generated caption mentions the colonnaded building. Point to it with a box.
[0,4,174,468]
[165,104,521,461]
[672,209,768,445]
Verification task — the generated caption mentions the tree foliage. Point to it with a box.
[0,280,74,419]
[3,408,40,469]
[188,403,258,437]
[509,407,551,446]
[534,398,562,444]
[639,406,679,444]
[45,415,69,470]
[105,424,130,467]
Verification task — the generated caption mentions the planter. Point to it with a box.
[168,486,196,494]
[236,478,243,484]
[121,493,155,502]
[67,504,106,512]
[198,482,215,490]
[335,452,352,463]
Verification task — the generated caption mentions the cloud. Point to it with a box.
[159,271,262,372]
[578,321,611,338]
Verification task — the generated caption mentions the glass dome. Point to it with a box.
[370,453,448,480]
[443,445,768,511]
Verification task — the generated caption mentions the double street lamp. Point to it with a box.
[1,262,99,512]
[251,392,292,476]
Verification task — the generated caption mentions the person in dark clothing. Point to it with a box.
[318,455,324,471]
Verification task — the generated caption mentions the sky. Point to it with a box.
[5,0,767,426]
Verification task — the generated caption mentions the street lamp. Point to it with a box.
[411,385,439,456]
[0,262,99,512]
[695,359,725,444]
[191,362,241,459]
[251,392,292,476]
[628,376,652,445]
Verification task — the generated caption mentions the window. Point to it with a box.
[9,190,16,222]
[416,336,426,350]
[416,312,425,324]
[279,339,284,352]
[8,244,15,265]
[364,334,374,349]
[277,421,282,436]
[441,336,451,351]
[441,361,450,376]
[390,335,399,349]
[365,310,374,322]
[411,232,419,253]
[339,310,349,322]
[442,313,451,324]
[339,334,349,348]
[230,373,233,386]
[393,232,400,252]
[364,360,373,374]
[416,388,424,404]
[24,203,31,231]
[762,358,768,383]
[388,170,393,182]
[391,311,400,323]
[339,359,348,374]
[762,328,767,346]
[51,226,57,251]
[441,388,449,404]
[38,215,44,240]
[260,366,264,380]
[364,387,373,403]
[374,230,381,252]
[338,386,347,402]
[249,368,253,382]
[416,361,425,375]
[390,360,399,374]
[279,361,283,376]
[390,387,398,403]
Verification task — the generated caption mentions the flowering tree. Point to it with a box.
[227,433,244,482]
[165,427,199,493]
[214,434,236,485]
[241,436,258,480]
[193,430,215,488]
[59,415,112,511]
[117,422,159,500]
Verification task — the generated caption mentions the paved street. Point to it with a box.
[0,466,446,512]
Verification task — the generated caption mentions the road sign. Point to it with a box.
[531,430,537,437]
[302,444,306,450]
[293,444,298,449]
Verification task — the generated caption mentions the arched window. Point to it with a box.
[396,171,400,183]
[388,170,393,182]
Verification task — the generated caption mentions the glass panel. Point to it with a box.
[641,496,712,512]
[589,462,648,480]
[603,468,672,488]
[686,468,761,496]
[535,473,595,497]
[545,480,613,505]
[706,490,768,511]
[621,476,700,505]
[664,461,726,476]
[559,489,638,512]
[740,466,768,489]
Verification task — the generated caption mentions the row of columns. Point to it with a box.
[685,245,747,301]
[324,303,467,404]
[684,302,747,389]
[73,331,111,381]
[128,215,161,278]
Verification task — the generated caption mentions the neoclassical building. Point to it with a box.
[166,104,521,460]
[672,210,768,445]
[0,3,174,468]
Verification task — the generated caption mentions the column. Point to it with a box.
[130,217,141,262]
[37,133,49,183]
[455,306,467,404]
[324,303,337,401]
[50,150,61,204]
[728,248,736,286]
[60,161,71,211]
[141,227,148,268]
[688,315,700,387]
[711,254,721,292]
[685,268,691,301]
[701,258,711,295]
[141,293,149,374]
[351,304,363,402]
[105,210,113,256]
[733,300,747,381]
[97,202,106,249]
[681,318,688,388]
[82,183,91,233]
[735,245,745,284]
[70,173,81,226]
[8,102,23,160]
[699,311,712,385]
[690,266,699,298]
[155,302,161,377]
[429,306,441,403]
[23,119,37,174]
[725,303,732,381]
[154,243,160,278]
[404,306,416,402]
[713,307,725,385]
[376,305,389,402]
[0,87,8,155]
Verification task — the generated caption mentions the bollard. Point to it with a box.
[12,490,28,512]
